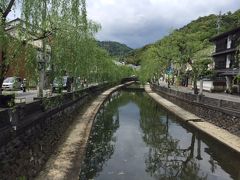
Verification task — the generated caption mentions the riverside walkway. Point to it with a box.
[145,84,240,155]
[158,81,240,103]
[36,83,132,180]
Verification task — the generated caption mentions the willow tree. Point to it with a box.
[0,0,23,95]
[20,0,95,96]
[22,0,127,92]
[138,36,180,84]
[138,46,163,83]
[1,0,130,97]
[191,45,214,94]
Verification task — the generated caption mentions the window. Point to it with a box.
[227,35,232,49]
[226,55,231,68]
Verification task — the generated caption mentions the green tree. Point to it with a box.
[1,0,130,97]
[0,0,24,95]
[21,0,93,96]
[190,46,214,94]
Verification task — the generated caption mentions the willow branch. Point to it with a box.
[3,0,16,18]
[33,31,53,41]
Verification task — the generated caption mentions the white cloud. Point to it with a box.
[87,0,240,48]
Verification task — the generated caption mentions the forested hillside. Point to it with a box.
[124,9,240,87]
[124,10,240,65]
[97,41,133,57]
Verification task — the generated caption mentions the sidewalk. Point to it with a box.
[0,83,105,111]
[158,81,240,103]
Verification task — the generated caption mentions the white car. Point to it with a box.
[2,77,22,91]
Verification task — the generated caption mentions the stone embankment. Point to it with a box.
[145,84,240,155]
[36,83,132,180]
[0,83,115,179]
[151,84,240,137]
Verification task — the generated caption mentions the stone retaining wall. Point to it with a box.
[151,84,240,137]
[0,83,112,179]
[36,83,131,180]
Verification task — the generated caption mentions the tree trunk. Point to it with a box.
[0,77,3,95]
[0,18,4,95]
[199,79,203,95]
[0,48,6,95]
[193,78,198,95]
[38,0,47,97]
[167,74,170,88]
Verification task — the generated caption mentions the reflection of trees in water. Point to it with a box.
[137,96,208,180]
[79,93,121,179]
[79,91,208,180]
[79,92,140,179]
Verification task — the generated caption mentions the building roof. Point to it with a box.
[209,26,240,42]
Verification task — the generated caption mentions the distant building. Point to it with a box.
[210,26,240,93]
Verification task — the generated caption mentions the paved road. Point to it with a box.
[3,90,48,104]
[2,83,100,105]
[157,81,240,103]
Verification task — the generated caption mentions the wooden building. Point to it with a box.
[210,27,240,93]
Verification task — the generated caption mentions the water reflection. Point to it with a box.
[139,98,207,179]
[80,91,240,180]
[79,92,121,179]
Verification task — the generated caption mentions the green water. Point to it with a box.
[80,91,240,180]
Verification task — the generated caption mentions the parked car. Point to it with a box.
[1,77,22,91]
[52,76,72,93]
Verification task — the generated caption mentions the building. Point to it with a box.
[5,18,52,88]
[210,27,240,93]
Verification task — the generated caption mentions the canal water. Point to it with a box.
[79,91,240,180]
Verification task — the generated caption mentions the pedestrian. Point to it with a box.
[22,78,27,92]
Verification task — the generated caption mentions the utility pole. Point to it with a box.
[216,11,222,34]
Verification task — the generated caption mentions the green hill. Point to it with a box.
[97,41,133,58]
[124,10,240,65]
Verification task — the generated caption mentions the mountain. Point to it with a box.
[124,9,240,65]
[97,41,133,57]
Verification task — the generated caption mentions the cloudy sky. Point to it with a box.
[87,0,239,48]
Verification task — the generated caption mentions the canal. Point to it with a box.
[80,91,240,180]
